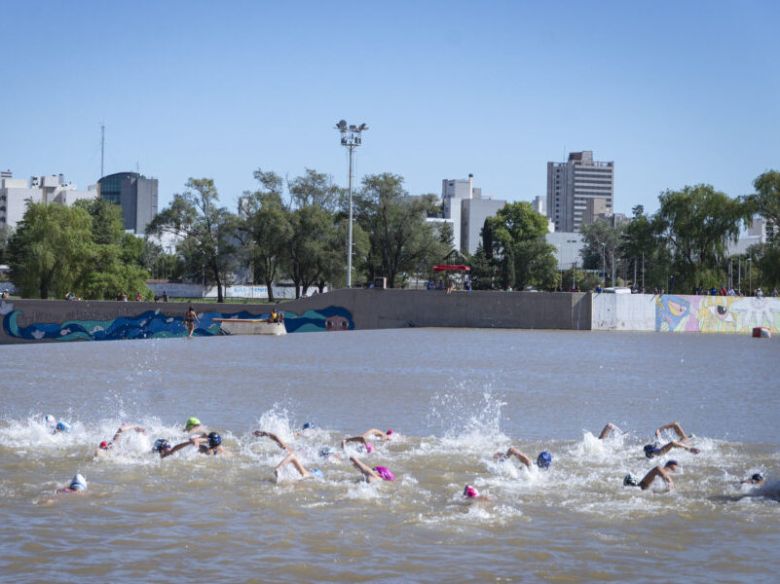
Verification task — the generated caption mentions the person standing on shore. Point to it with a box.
[184,306,199,337]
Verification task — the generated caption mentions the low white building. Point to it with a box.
[0,171,97,229]
[546,231,584,269]
[439,174,507,254]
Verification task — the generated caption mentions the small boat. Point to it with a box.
[213,318,287,336]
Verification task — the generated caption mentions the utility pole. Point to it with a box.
[100,124,105,177]
[335,120,368,288]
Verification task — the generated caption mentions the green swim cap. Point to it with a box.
[185,417,201,430]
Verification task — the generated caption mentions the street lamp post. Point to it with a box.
[335,120,368,288]
[748,258,752,295]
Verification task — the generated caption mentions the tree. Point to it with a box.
[287,204,340,297]
[8,202,93,298]
[579,219,625,287]
[751,170,780,240]
[355,174,446,288]
[484,202,558,290]
[238,170,293,302]
[0,225,11,266]
[655,184,750,292]
[148,178,239,302]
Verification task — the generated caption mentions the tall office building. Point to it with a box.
[98,172,158,234]
[546,151,614,232]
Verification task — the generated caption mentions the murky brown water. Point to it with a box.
[1,329,778,582]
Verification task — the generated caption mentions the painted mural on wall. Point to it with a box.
[655,295,780,333]
[0,300,354,342]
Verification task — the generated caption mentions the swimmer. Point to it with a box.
[253,430,291,451]
[152,438,195,459]
[317,446,343,462]
[655,421,692,442]
[623,460,679,491]
[46,416,72,434]
[349,456,395,483]
[184,417,207,435]
[273,451,323,480]
[643,440,700,459]
[741,472,765,486]
[494,447,553,470]
[598,422,622,439]
[96,423,147,454]
[56,473,88,494]
[341,429,393,453]
[192,432,225,456]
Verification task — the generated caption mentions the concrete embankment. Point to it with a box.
[2,290,776,344]
[0,290,591,344]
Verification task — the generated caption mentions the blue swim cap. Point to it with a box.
[302,422,314,430]
[56,421,71,433]
[537,451,552,469]
[153,438,171,452]
[70,473,87,491]
[623,473,639,487]
[310,468,324,479]
[644,444,660,458]
[208,432,222,448]
[319,447,334,458]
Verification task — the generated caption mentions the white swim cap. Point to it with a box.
[70,474,87,491]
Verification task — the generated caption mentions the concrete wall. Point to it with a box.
[592,293,780,334]
[0,290,592,345]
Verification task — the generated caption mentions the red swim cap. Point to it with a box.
[99,441,110,450]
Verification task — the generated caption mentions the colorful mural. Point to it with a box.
[655,295,780,333]
[0,300,354,342]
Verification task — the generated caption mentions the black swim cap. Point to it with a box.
[208,432,222,448]
[623,474,639,487]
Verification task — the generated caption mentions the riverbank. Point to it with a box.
[1,290,777,344]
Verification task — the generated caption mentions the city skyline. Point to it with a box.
[1,1,777,218]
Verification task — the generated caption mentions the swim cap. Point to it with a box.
[537,451,552,469]
[365,442,374,454]
[373,466,395,481]
[463,485,479,498]
[99,441,110,450]
[623,474,639,487]
[319,447,334,459]
[751,473,765,483]
[665,460,678,469]
[386,429,394,436]
[153,438,171,452]
[310,468,324,479]
[55,421,71,433]
[45,414,56,425]
[302,422,313,430]
[644,444,660,458]
[185,417,201,430]
[70,474,87,491]
[208,432,222,448]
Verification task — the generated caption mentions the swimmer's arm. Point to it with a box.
[253,431,288,450]
[342,436,368,449]
[656,421,688,441]
[362,429,387,440]
[161,440,195,459]
[112,424,146,442]
[349,456,378,481]
[505,447,532,468]
[598,423,620,440]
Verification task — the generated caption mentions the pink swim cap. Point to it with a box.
[365,442,374,454]
[373,466,395,481]
[464,485,479,498]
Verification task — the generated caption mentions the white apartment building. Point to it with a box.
[547,151,614,232]
[0,171,97,230]
[438,174,507,254]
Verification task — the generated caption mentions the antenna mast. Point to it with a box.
[100,124,105,177]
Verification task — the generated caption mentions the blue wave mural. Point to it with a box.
[0,301,354,342]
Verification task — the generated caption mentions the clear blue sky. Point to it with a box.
[1,1,777,216]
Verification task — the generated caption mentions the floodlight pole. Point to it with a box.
[336,121,368,288]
